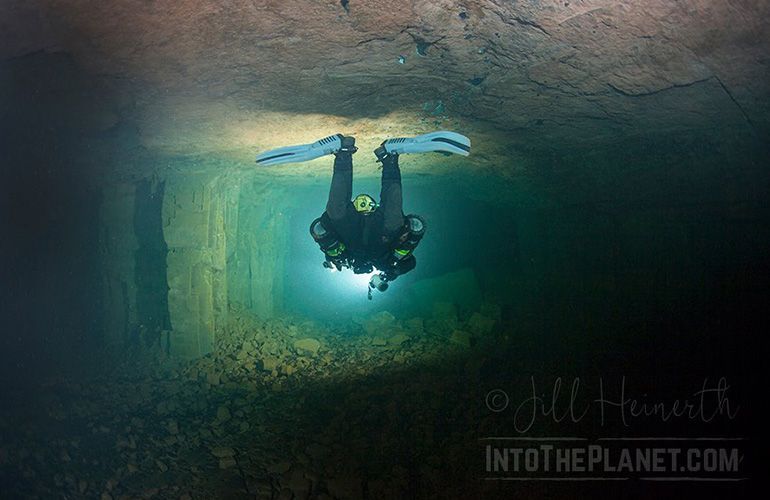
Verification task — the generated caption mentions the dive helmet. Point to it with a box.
[353,194,377,214]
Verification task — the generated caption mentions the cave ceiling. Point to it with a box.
[2,0,768,178]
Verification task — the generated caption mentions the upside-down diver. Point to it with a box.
[256,131,471,299]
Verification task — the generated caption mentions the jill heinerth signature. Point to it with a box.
[485,377,739,433]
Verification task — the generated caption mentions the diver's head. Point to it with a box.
[353,194,377,215]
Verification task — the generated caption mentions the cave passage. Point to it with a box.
[1,2,768,496]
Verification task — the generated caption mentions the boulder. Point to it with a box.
[388,332,409,346]
[449,330,471,348]
[371,337,387,347]
[261,356,281,372]
[293,338,321,356]
[362,311,397,336]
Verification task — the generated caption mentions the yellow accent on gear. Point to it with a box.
[326,242,345,257]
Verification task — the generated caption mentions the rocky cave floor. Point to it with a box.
[1,304,508,499]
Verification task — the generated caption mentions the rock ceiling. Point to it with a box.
[2,0,768,170]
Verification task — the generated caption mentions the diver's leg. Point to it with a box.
[325,146,355,221]
[378,153,405,235]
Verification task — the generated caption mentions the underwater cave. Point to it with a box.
[1,1,768,498]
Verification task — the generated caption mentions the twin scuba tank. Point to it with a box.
[309,218,345,261]
[390,214,426,263]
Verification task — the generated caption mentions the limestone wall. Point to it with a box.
[227,177,290,319]
[162,173,234,359]
[98,170,290,360]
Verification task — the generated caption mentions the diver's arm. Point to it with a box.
[369,255,415,299]
[382,254,416,281]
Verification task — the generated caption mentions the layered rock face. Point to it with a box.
[97,169,292,359]
[2,0,768,154]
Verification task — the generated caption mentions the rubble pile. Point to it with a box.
[0,304,503,499]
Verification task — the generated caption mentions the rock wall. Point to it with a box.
[162,173,232,359]
[98,171,290,360]
[99,183,140,350]
[227,177,291,319]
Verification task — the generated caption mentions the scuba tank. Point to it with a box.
[310,217,346,264]
[391,214,426,262]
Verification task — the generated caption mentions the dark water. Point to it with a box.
[1,51,768,499]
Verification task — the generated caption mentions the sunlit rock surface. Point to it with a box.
[2,0,768,165]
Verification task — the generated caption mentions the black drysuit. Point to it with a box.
[318,152,417,279]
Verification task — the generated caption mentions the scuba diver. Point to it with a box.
[256,131,471,299]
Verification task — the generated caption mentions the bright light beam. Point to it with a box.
[345,270,376,288]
